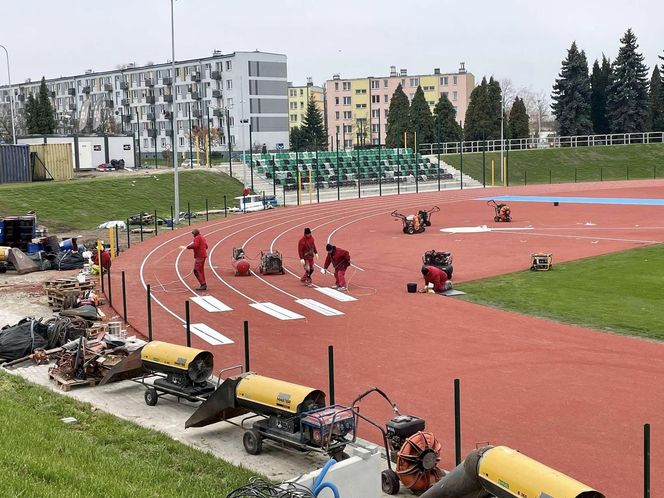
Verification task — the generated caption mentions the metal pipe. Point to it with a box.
[0,45,16,143]
[170,0,180,222]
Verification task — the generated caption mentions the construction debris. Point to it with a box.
[44,276,96,311]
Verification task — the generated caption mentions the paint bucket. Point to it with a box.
[60,239,74,251]
[553,201,559,206]
[27,243,42,254]
[108,322,122,337]
[407,282,417,293]
[0,247,9,262]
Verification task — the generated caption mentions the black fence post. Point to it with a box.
[121,271,127,324]
[114,225,120,255]
[223,195,227,218]
[185,300,191,347]
[397,149,401,195]
[415,159,419,193]
[107,267,112,306]
[100,259,105,295]
[454,378,461,465]
[146,284,152,342]
[627,166,630,180]
[139,212,144,242]
[316,149,320,203]
[460,142,464,190]
[644,423,651,498]
[187,201,191,226]
[600,168,603,182]
[549,169,552,184]
[482,141,486,188]
[126,218,131,248]
[574,168,577,183]
[170,206,174,230]
[283,182,287,208]
[524,170,527,185]
[328,345,335,405]
[244,320,250,372]
[297,170,301,206]
[205,199,209,221]
[154,209,158,236]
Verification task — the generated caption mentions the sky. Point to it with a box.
[1,0,663,96]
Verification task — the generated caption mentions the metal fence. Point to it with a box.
[420,132,664,155]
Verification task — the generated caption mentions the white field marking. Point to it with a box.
[314,287,358,302]
[185,323,234,345]
[440,225,535,233]
[295,298,344,316]
[191,296,233,312]
[249,302,305,320]
[503,231,661,244]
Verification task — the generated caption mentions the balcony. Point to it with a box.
[145,78,154,87]
[147,113,155,121]
[163,94,173,103]
[146,96,156,104]
[82,86,91,94]
[68,88,76,96]
[212,89,222,98]
[213,109,224,117]
[121,98,129,106]
[192,72,201,82]
[162,77,172,86]
[122,115,132,123]
[69,103,77,111]
[211,70,221,80]
[192,109,202,118]
[120,81,129,90]
[147,129,158,138]
[104,83,113,92]
[191,92,201,100]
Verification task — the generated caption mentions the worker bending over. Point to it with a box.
[420,265,452,293]
[322,243,350,291]
[298,227,318,285]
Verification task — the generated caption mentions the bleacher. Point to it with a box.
[251,149,454,191]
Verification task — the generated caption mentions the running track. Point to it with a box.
[112,179,664,496]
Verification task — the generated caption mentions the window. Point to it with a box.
[343,111,352,119]
[423,86,435,92]
[355,103,367,109]
[226,79,232,90]
[384,79,388,87]
[452,91,458,101]
[343,96,351,105]
[228,116,234,126]
[384,109,389,118]
[370,80,380,89]
[336,125,340,133]
[179,137,185,147]
[371,124,380,133]
[371,95,380,103]
[343,125,352,133]
[290,102,297,110]
[441,91,448,98]
[299,89,304,96]
[289,89,296,97]
[290,114,297,122]
[161,138,166,147]
[227,98,233,107]
[355,89,366,95]
[335,97,339,105]
[143,138,149,148]
[440,76,448,86]
[225,60,232,71]
[428,101,434,106]
[342,82,351,91]
[300,102,304,109]
[335,111,340,119]
[344,139,352,148]
[453,76,457,85]
[409,78,419,87]
[371,109,380,118]
[401,79,405,87]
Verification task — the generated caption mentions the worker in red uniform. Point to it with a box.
[322,243,350,291]
[420,265,452,293]
[297,227,318,285]
[181,229,209,291]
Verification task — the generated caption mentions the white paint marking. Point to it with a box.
[440,225,535,233]
[249,302,304,320]
[295,299,344,316]
[184,323,234,345]
[314,287,358,302]
[191,296,233,313]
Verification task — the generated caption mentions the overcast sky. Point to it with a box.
[2,0,663,95]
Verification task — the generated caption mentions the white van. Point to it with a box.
[233,195,278,212]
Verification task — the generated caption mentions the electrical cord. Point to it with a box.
[225,476,315,497]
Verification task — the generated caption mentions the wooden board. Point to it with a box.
[48,370,97,392]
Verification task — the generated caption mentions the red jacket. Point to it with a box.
[187,233,208,258]
[423,265,448,292]
[298,235,318,259]
[324,247,350,271]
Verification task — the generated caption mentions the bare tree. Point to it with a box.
[520,88,551,137]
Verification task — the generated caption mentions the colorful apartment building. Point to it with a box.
[325,64,474,148]
[288,78,325,130]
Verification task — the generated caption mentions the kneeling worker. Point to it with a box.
[420,265,452,293]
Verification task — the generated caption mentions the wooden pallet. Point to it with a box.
[48,370,97,391]
[44,277,95,292]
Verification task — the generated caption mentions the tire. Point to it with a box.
[381,469,400,495]
[144,387,158,406]
[494,216,500,222]
[259,266,264,274]
[243,429,263,455]
[402,227,408,234]
[425,221,432,227]
[418,226,425,233]
[442,265,453,279]
[407,226,415,235]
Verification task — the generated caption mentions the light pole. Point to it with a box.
[0,44,16,144]
[499,93,505,183]
[169,0,180,223]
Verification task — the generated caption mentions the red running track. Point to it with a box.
[112,179,664,496]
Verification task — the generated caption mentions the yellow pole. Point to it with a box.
[308,168,312,204]
[414,131,417,153]
[404,132,407,150]
[195,136,200,167]
[96,240,103,270]
[491,160,495,186]
[502,157,507,187]
[108,228,115,260]
[205,134,209,167]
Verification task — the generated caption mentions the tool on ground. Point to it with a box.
[422,250,453,279]
[351,387,444,495]
[391,206,440,234]
[232,247,251,276]
[420,445,604,498]
[530,252,552,271]
[258,250,285,275]
[487,200,512,222]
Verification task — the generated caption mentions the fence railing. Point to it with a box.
[420,132,664,155]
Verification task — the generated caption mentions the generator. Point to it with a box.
[530,252,552,271]
[186,372,355,461]
[258,250,285,275]
[422,250,453,279]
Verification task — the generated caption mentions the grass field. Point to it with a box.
[0,370,257,497]
[0,170,244,231]
[457,244,664,340]
[443,143,664,185]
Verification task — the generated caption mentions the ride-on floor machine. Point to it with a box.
[487,199,511,222]
[391,206,440,234]
[258,250,285,274]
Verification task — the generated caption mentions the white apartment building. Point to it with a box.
[0,50,289,154]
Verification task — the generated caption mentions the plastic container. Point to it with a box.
[60,239,74,251]
[407,282,418,293]
[108,322,122,336]
[26,243,42,254]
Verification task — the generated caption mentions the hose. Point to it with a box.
[312,459,340,498]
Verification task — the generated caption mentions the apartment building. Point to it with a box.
[0,50,289,154]
[325,64,474,148]
[288,78,325,130]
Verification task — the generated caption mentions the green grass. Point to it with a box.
[456,244,664,340]
[0,370,258,497]
[443,143,664,185]
[0,170,244,231]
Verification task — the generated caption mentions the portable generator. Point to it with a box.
[352,388,444,495]
[138,341,216,406]
[530,252,552,271]
[258,250,285,275]
[186,372,355,461]
[232,247,251,276]
[422,250,454,279]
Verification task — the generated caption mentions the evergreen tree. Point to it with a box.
[464,77,503,141]
[409,86,434,146]
[487,77,504,139]
[36,77,56,134]
[385,84,410,148]
[551,41,593,136]
[590,56,611,134]
[606,29,649,133]
[289,126,307,151]
[301,95,327,150]
[433,93,462,143]
[508,96,530,139]
[646,66,664,131]
[24,94,39,134]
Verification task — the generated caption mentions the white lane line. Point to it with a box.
[295,298,344,316]
[191,296,233,312]
[185,323,234,345]
[249,302,305,320]
[497,231,661,244]
[314,287,358,302]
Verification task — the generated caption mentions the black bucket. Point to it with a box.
[407,282,417,293]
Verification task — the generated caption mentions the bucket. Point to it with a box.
[27,243,42,254]
[0,247,9,262]
[407,282,418,293]
[60,239,74,251]
[108,322,122,336]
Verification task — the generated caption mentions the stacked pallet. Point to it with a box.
[43,276,95,311]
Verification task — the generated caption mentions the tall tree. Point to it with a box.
[24,94,39,134]
[433,94,462,143]
[646,65,664,131]
[508,96,530,139]
[606,29,649,133]
[289,126,307,151]
[385,84,410,148]
[36,77,56,134]
[301,95,328,150]
[464,77,503,141]
[409,86,435,146]
[590,55,611,134]
[551,41,593,136]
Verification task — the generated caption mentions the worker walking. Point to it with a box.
[181,229,209,291]
[297,227,318,285]
[420,265,452,293]
[322,243,350,291]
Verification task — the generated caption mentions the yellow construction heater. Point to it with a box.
[530,253,552,271]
